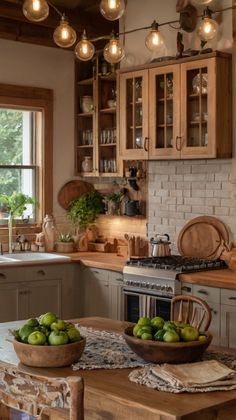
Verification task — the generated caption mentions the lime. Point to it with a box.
[26,318,39,328]
[198,335,207,342]
[163,321,177,331]
[151,316,165,331]
[133,324,141,337]
[19,324,35,343]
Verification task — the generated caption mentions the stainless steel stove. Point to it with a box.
[123,255,227,323]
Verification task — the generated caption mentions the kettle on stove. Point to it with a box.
[150,234,171,257]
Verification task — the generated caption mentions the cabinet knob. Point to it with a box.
[0,273,6,279]
[228,296,236,300]
[197,289,208,295]
[181,286,191,292]
[37,270,45,276]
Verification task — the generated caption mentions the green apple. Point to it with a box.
[163,330,180,343]
[51,319,66,331]
[39,312,57,327]
[67,327,81,343]
[137,326,152,338]
[133,324,141,337]
[137,317,151,327]
[28,331,47,345]
[141,332,153,340]
[38,325,50,337]
[181,326,199,342]
[163,321,177,331]
[48,330,69,346]
[26,318,39,328]
[154,329,165,341]
[151,316,165,331]
[19,325,35,343]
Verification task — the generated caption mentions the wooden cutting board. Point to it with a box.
[58,180,94,210]
[177,216,230,260]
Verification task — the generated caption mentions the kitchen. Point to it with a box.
[0,0,236,418]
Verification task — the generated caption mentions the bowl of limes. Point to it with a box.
[123,316,212,364]
[12,312,86,367]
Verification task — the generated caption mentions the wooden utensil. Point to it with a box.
[58,180,94,210]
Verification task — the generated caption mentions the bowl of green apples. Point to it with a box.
[12,312,86,367]
[123,316,212,364]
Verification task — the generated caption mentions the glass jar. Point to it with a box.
[81,156,93,172]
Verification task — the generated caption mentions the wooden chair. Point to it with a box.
[170,294,212,331]
[0,367,84,420]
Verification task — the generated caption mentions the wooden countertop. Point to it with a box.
[1,317,236,420]
[66,252,236,290]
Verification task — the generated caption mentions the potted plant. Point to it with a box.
[55,233,74,253]
[67,191,104,231]
[105,191,124,215]
[0,192,36,253]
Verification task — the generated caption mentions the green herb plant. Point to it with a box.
[67,191,104,230]
[106,192,124,204]
[0,192,36,219]
[57,233,74,243]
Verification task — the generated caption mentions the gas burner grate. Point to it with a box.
[127,255,227,272]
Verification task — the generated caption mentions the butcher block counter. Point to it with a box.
[65,252,236,290]
[1,317,236,420]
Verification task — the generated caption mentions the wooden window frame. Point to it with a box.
[0,83,53,227]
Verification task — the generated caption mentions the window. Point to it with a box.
[0,84,53,226]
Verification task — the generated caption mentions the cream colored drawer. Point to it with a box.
[221,288,236,306]
[192,284,220,303]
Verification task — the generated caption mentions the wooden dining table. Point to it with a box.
[0,317,236,420]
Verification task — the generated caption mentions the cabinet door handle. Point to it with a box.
[176,136,182,151]
[228,297,236,300]
[115,278,123,282]
[0,273,6,279]
[197,289,208,295]
[210,308,218,315]
[37,270,45,276]
[144,137,149,152]
[181,286,191,292]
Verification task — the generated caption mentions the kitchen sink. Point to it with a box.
[0,252,71,264]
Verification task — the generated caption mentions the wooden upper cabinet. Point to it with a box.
[119,70,149,160]
[75,54,120,177]
[119,52,232,161]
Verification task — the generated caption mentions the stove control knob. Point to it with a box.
[151,283,155,289]
[167,286,173,293]
[156,284,161,290]
[145,282,150,288]
[161,285,166,291]
[141,282,146,288]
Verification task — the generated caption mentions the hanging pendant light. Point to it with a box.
[23,0,49,22]
[103,32,125,64]
[100,0,125,21]
[53,14,77,48]
[75,30,95,61]
[197,7,218,42]
[145,21,165,52]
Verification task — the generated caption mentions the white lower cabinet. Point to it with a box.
[0,263,80,322]
[220,288,236,349]
[81,267,123,320]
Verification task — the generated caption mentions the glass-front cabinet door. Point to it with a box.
[119,70,148,160]
[149,65,180,158]
[181,58,215,158]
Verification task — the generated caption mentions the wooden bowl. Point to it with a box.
[123,327,212,364]
[13,337,86,368]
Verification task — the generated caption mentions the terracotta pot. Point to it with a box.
[55,242,74,253]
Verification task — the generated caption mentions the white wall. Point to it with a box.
[0,39,75,220]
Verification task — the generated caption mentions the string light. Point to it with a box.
[23,0,49,22]
[100,0,126,21]
[103,32,125,64]
[197,7,219,42]
[75,30,95,61]
[22,0,234,62]
[145,21,165,52]
[53,14,77,48]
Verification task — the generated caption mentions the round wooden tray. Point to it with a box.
[177,216,230,260]
[57,180,94,210]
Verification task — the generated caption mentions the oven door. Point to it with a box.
[124,289,171,323]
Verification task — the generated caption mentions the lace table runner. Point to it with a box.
[72,325,148,370]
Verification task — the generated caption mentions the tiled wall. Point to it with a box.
[148,159,235,254]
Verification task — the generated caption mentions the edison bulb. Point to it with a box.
[103,37,125,64]
[100,0,125,21]
[75,31,95,61]
[145,22,164,52]
[53,15,77,48]
[197,16,218,41]
[23,0,49,22]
